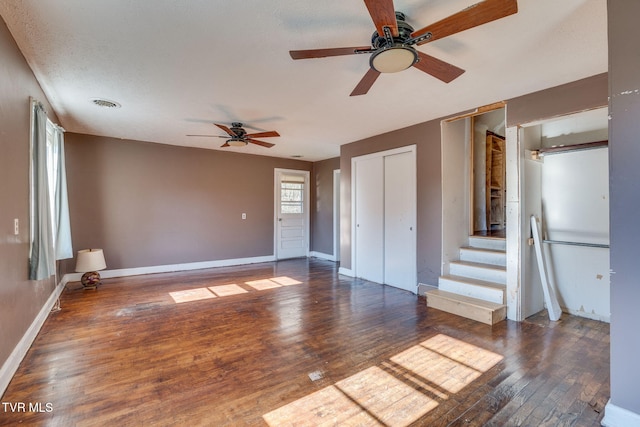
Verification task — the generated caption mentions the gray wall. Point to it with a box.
[608,0,640,418]
[311,157,340,257]
[339,74,607,287]
[0,18,59,370]
[62,133,313,272]
[340,120,443,285]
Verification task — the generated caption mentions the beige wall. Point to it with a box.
[62,133,312,273]
[0,18,59,370]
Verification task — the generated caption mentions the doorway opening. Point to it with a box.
[274,169,310,260]
[470,108,506,237]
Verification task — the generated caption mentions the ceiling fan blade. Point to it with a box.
[350,68,381,96]
[363,0,399,38]
[244,131,280,138]
[290,47,373,59]
[221,142,231,147]
[411,0,518,46]
[214,123,238,137]
[246,138,275,148]
[413,51,465,83]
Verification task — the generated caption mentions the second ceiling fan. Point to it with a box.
[188,122,279,148]
[289,0,518,96]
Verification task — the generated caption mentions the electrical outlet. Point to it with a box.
[14,218,19,235]
[241,213,246,220]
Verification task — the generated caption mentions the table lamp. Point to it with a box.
[75,249,107,290]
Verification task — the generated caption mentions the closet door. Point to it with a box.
[383,151,416,292]
[352,146,416,292]
[354,155,384,283]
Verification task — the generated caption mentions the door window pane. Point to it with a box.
[281,181,304,214]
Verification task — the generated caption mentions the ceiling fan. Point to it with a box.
[187,122,279,148]
[289,0,518,96]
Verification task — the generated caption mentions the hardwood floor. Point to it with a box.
[1,258,609,426]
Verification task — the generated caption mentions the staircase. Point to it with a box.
[426,236,507,325]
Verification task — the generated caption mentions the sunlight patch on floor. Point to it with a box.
[169,288,217,303]
[245,279,283,290]
[169,277,303,303]
[209,284,248,297]
[263,334,503,426]
[271,276,303,286]
[245,276,303,291]
[391,334,504,394]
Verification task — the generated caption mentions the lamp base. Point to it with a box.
[81,271,101,290]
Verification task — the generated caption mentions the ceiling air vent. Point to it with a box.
[91,98,121,108]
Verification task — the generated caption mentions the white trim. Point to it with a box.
[0,276,68,397]
[64,255,276,282]
[338,267,354,277]
[274,168,310,260]
[333,169,341,264]
[351,145,417,281]
[310,251,336,262]
[603,400,640,427]
[1,254,280,395]
[563,308,610,323]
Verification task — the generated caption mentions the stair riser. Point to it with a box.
[427,293,506,325]
[450,263,506,284]
[438,278,505,304]
[459,249,506,267]
[468,237,506,251]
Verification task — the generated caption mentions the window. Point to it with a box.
[29,99,72,280]
[280,177,305,214]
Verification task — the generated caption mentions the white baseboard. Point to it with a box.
[309,251,336,262]
[0,275,68,397]
[338,267,354,277]
[63,255,276,283]
[563,307,610,323]
[418,282,438,296]
[1,255,277,397]
[603,400,640,427]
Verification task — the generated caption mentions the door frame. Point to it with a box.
[333,169,341,263]
[274,168,310,260]
[351,145,417,290]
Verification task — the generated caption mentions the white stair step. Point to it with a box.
[426,289,506,325]
[449,261,506,285]
[438,275,506,304]
[468,236,506,251]
[459,246,506,267]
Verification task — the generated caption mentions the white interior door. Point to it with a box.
[384,151,416,292]
[354,156,384,283]
[275,169,309,259]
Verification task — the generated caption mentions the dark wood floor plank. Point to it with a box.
[0,258,609,426]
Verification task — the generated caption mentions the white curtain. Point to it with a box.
[29,101,54,280]
[29,101,73,281]
[52,124,73,260]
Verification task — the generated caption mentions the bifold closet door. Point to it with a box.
[353,148,416,292]
[354,155,384,283]
[383,151,416,292]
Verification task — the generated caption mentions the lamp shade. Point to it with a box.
[75,249,106,273]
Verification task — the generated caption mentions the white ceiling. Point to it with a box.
[0,0,607,161]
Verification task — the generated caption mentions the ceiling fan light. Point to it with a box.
[370,46,418,73]
[227,139,247,147]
